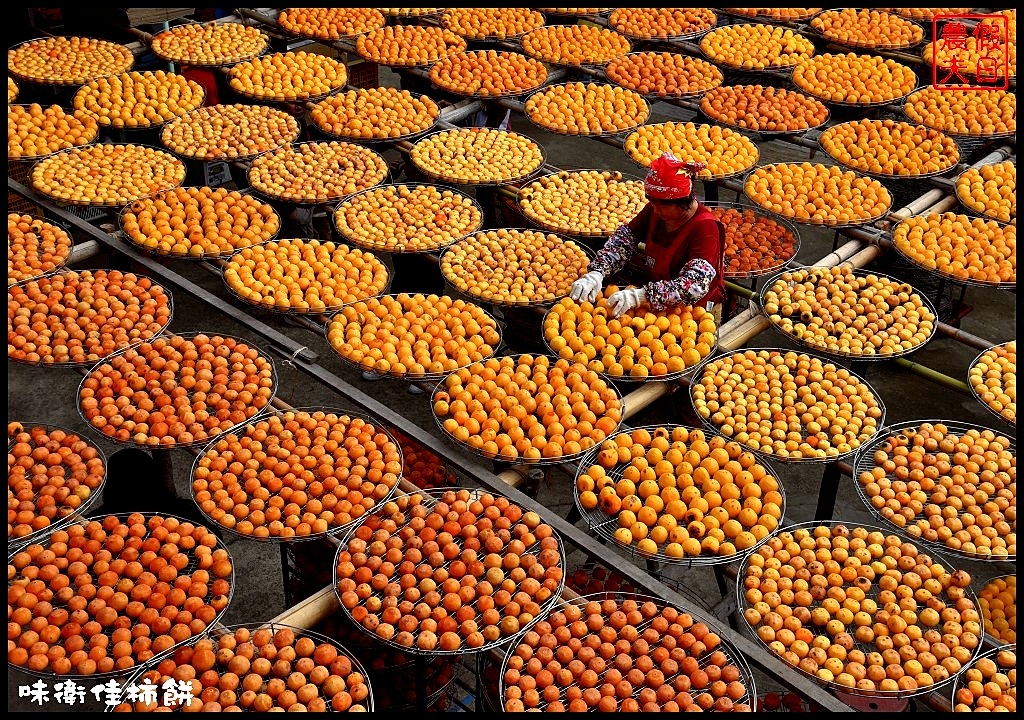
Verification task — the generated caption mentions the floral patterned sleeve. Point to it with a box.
[645,258,717,311]
[589,223,638,277]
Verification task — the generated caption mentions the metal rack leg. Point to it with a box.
[281,543,292,610]
[814,461,843,521]
[713,565,739,631]
[151,447,176,499]
[415,654,428,711]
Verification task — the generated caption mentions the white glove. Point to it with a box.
[569,271,604,303]
[607,287,646,318]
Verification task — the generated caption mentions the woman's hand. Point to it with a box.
[569,271,604,303]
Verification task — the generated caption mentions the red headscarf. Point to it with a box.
[644,152,707,200]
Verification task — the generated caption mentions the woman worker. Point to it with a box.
[570,152,727,324]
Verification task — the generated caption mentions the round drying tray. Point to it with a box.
[756,265,940,362]
[741,162,894,229]
[896,89,1018,142]
[220,237,391,316]
[688,346,888,465]
[607,7,719,42]
[697,88,831,139]
[6,36,135,86]
[407,127,547,188]
[850,418,1016,563]
[75,331,278,452]
[149,21,271,68]
[116,187,282,260]
[522,81,651,139]
[160,105,302,164]
[889,213,1017,291]
[332,182,484,255]
[430,353,624,466]
[807,8,926,51]
[245,141,390,206]
[953,163,1017,225]
[438,227,593,308]
[817,122,961,182]
[225,52,350,105]
[967,341,1016,428]
[602,51,726,101]
[572,423,786,567]
[8,268,175,369]
[701,201,802,280]
[333,487,568,657]
[623,122,760,183]
[8,102,102,162]
[6,421,107,550]
[7,510,236,682]
[70,73,207,133]
[274,7,387,42]
[736,520,985,701]
[189,405,404,544]
[948,643,1017,712]
[7,212,75,287]
[439,8,546,42]
[114,621,374,711]
[540,296,718,385]
[307,88,441,145]
[28,143,187,208]
[325,293,503,383]
[498,591,758,712]
[516,168,646,239]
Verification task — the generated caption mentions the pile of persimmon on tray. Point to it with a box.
[8,512,233,676]
[335,488,565,654]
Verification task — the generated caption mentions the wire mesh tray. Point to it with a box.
[75,331,279,451]
[438,228,592,308]
[439,9,546,42]
[608,8,719,42]
[220,238,391,316]
[741,163,894,229]
[698,28,816,74]
[953,164,1017,225]
[702,201,803,280]
[850,419,1016,563]
[27,143,188,208]
[8,103,102,161]
[889,214,1017,291]
[896,90,1018,141]
[572,423,786,567]
[7,510,236,682]
[977,575,1016,646]
[538,8,613,19]
[274,7,387,42]
[756,265,940,362]
[307,89,441,145]
[498,591,758,712]
[7,212,76,287]
[113,621,375,712]
[817,123,961,181]
[688,346,888,465]
[149,21,272,68]
[735,519,984,700]
[516,168,646,239]
[967,341,1016,428]
[245,141,390,206]
[540,295,718,385]
[948,643,1016,712]
[408,128,548,188]
[226,55,350,105]
[189,405,404,544]
[519,25,633,68]
[8,269,175,369]
[428,51,550,99]
[430,354,624,466]
[333,182,484,255]
[602,52,726,101]
[698,89,831,138]
[160,106,302,164]
[623,123,761,183]
[807,9,926,51]
[325,294,504,382]
[333,487,568,657]
[70,78,207,132]
[6,36,136,86]
[353,27,468,69]
[522,81,651,139]
[117,188,282,260]
[718,9,823,24]
[7,421,107,550]
[801,81,920,110]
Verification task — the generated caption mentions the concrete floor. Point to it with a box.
[8,64,1016,711]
